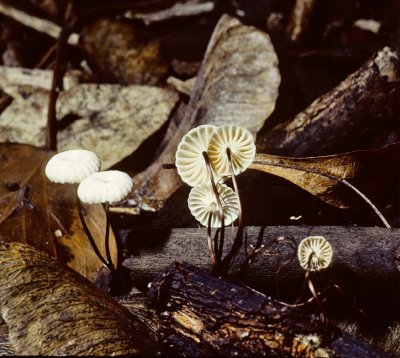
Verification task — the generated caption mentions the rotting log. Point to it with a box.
[124,226,400,355]
[0,241,158,356]
[258,47,400,156]
[147,261,386,357]
[124,226,400,293]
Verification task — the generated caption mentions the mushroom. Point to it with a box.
[78,171,133,272]
[45,149,100,184]
[188,183,239,228]
[45,149,112,271]
[297,236,333,271]
[207,125,256,177]
[175,124,218,187]
[188,183,239,267]
[207,125,256,268]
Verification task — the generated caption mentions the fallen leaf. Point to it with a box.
[0,143,116,280]
[79,18,169,85]
[0,241,156,356]
[0,66,81,91]
[249,143,400,209]
[0,84,179,169]
[130,14,281,212]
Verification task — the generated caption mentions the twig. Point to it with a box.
[45,2,75,151]
[0,1,79,45]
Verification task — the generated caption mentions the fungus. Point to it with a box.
[45,149,100,184]
[45,149,112,271]
[175,124,218,187]
[188,183,239,228]
[188,183,239,266]
[78,171,133,272]
[207,125,256,176]
[77,171,133,205]
[297,236,333,271]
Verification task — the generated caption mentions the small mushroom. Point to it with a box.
[77,171,133,205]
[297,236,333,271]
[188,183,239,228]
[207,125,256,176]
[175,125,218,187]
[45,149,100,184]
[78,170,133,273]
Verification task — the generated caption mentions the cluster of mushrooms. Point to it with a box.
[175,124,256,270]
[45,149,133,274]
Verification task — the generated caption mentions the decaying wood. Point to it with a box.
[125,226,400,355]
[0,241,157,356]
[147,261,385,357]
[124,226,400,291]
[259,47,400,156]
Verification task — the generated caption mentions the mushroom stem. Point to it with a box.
[207,213,217,269]
[76,194,114,272]
[221,148,244,271]
[104,203,116,273]
[202,151,225,266]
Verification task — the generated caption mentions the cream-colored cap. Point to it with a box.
[77,170,133,204]
[175,125,218,187]
[208,125,256,176]
[45,149,100,184]
[187,183,239,228]
[297,236,333,271]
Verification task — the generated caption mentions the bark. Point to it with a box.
[124,226,400,355]
[147,261,386,357]
[124,226,400,293]
[258,47,400,156]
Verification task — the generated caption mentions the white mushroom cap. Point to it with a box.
[297,236,333,271]
[188,183,239,228]
[208,125,256,176]
[175,125,219,187]
[45,149,100,184]
[77,171,133,204]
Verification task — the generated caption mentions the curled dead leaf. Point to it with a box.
[0,241,156,356]
[0,143,116,280]
[250,143,400,209]
[80,18,169,85]
[130,14,281,212]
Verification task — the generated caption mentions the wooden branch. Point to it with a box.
[258,47,400,156]
[124,226,400,292]
[147,261,385,357]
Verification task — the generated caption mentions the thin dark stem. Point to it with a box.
[45,1,75,151]
[207,213,217,269]
[76,194,114,271]
[104,203,116,272]
[252,160,391,228]
[202,151,225,266]
[221,148,244,271]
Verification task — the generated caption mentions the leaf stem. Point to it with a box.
[252,160,391,228]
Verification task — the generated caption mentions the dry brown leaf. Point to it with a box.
[0,241,156,356]
[129,15,281,212]
[249,143,400,209]
[80,18,169,85]
[0,84,178,169]
[0,143,116,280]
